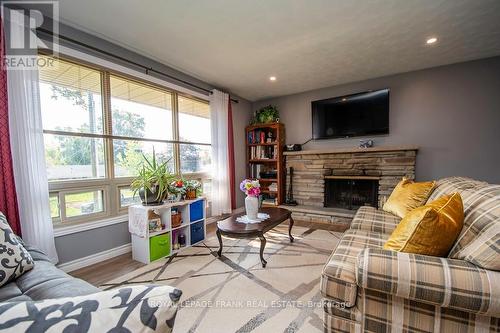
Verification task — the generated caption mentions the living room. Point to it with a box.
[0,1,499,332]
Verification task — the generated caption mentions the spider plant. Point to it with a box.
[130,148,174,205]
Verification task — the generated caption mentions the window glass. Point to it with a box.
[119,188,141,207]
[113,140,174,177]
[49,194,60,219]
[65,190,104,218]
[180,144,211,174]
[39,56,103,134]
[44,134,105,180]
[110,76,173,140]
[178,96,210,144]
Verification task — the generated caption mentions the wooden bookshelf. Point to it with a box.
[245,123,285,206]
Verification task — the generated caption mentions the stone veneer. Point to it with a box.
[284,146,418,211]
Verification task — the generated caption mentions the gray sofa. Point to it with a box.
[0,244,181,332]
[0,244,99,303]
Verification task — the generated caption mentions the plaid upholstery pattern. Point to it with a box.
[448,184,500,270]
[349,206,401,235]
[323,299,359,321]
[426,176,486,202]
[359,288,500,333]
[357,248,500,315]
[320,229,388,306]
[323,311,360,333]
[425,177,500,270]
[325,284,500,332]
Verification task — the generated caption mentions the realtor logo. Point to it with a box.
[1,0,59,69]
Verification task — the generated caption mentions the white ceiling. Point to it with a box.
[56,0,500,101]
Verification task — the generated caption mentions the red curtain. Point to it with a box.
[227,100,236,210]
[0,19,21,235]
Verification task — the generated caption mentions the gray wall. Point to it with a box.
[55,222,131,263]
[51,22,252,264]
[253,57,500,184]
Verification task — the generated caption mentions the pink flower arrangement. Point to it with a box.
[239,179,261,197]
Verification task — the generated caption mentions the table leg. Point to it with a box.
[289,216,294,243]
[216,229,223,257]
[259,234,267,268]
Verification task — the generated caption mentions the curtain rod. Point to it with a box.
[36,27,239,103]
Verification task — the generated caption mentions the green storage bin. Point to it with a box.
[149,232,171,262]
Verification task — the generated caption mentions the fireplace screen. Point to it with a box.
[324,178,378,210]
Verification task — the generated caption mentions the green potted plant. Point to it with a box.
[168,179,187,201]
[185,180,201,200]
[256,105,279,123]
[130,149,174,205]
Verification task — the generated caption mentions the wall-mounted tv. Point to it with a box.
[312,89,389,139]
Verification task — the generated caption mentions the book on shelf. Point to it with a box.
[250,145,277,160]
[247,128,278,145]
[248,129,267,144]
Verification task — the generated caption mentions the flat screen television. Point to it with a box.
[312,89,389,139]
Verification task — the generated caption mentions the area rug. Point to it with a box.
[100,225,342,333]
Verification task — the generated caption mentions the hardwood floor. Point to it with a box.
[69,220,347,286]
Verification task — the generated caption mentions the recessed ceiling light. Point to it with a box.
[269,76,277,81]
[426,37,438,45]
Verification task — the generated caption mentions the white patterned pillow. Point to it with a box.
[0,285,182,332]
[0,213,34,287]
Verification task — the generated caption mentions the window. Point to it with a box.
[109,75,175,178]
[178,95,210,143]
[178,96,211,174]
[39,55,211,226]
[119,187,141,208]
[110,75,173,140]
[39,56,105,181]
[64,190,105,218]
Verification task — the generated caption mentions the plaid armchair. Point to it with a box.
[321,177,500,332]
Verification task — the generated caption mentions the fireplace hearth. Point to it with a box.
[324,176,379,210]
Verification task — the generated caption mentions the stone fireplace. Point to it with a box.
[282,146,418,225]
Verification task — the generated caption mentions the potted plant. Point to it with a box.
[168,179,187,201]
[255,105,279,123]
[185,180,201,200]
[239,179,261,220]
[130,149,174,205]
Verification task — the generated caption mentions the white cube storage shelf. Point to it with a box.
[129,198,206,264]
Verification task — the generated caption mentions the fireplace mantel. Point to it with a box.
[284,145,418,156]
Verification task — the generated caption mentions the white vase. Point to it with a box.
[245,195,259,220]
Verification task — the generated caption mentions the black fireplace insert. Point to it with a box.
[324,178,379,210]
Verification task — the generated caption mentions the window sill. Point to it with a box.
[53,215,128,238]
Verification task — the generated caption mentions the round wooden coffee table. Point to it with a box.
[216,207,294,268]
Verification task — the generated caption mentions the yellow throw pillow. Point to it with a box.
[383,177,436,218]
[383,193,464,257]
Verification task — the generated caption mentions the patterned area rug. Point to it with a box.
[100,225,342,333]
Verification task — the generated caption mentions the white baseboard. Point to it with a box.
[57,243,131,273]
